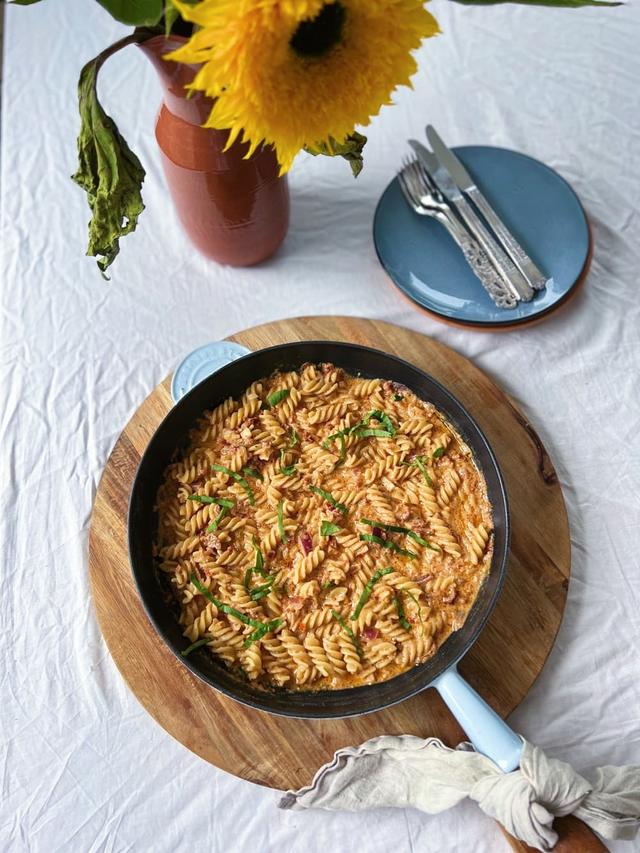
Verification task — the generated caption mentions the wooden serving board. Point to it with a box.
[89,316,570,792]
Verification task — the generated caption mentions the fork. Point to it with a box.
[398,158,518,310]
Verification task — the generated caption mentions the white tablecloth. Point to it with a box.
[2,2,639,851]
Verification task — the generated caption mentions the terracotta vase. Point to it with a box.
[139,35,289,266]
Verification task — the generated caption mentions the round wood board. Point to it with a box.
[89,316,570,791]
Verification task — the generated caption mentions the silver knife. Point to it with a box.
[426,125,548,291]
[409,139,534,304]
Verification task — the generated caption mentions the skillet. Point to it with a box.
[128,342,522,770]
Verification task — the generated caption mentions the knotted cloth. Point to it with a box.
[279,736,640,851]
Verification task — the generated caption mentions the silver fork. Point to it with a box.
[398,157,518,310]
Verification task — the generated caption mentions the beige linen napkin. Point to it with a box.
[279,735,640,851]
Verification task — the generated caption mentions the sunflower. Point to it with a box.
[166,0,439,174]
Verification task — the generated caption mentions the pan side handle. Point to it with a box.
[433,665,523,772]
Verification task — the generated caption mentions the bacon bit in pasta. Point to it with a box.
[300,531,313,554]
[442,585,457,604]
[372,526,383,538]
[202,532,222,555]
[362,627,380,641]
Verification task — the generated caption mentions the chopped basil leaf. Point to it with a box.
[432,447,445,459]
[323,430,347,465]
[249,580,273,601]
[360,518,433,548]
[352,427,392,439]
[187,494,234,506]
[181,637,212,656]
[322,581,336,590]
[359,533,417,558]
[320,520,341,537]
[362,409,396,436]
[279,446,296,476]
[211,463,255,505]
[277,499,287,543]
[289,427,299,447]
[309,485,348,514]
[206,506,228,532]
[404,588,425,637]
[266,388,290,408]
[351,567,394,620]
[331,610,363,657]
[242,467,263,481]
[393,394,404,401]
[394,594,412,632]
[190,574,262,627]
[414,455,433,487]
[243,618,283,648]
[251,537,267,575]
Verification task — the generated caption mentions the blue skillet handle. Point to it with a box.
[433,666,523,772]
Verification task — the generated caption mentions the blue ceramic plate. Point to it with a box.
[373,146,590,328]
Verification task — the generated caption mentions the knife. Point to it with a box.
[409,139,534,304]
[426,125,548,291]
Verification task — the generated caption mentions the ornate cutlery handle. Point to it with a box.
[467,187,549,291]
[436,211,518,309]
[455,196,535,303]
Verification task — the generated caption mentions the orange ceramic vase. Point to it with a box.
[139,36,289,266]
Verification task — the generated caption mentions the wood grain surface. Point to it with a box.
[88,316,571,793]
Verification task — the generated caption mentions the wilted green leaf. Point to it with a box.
[305,131,368,177]
[164,0,180,35]
[8,0,45,6]
[71,33,153,274]
[96,0,163,26]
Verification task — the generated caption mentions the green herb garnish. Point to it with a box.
[394,594,412,632]
[360,518,435,549]
[243,618,283,648]
[351,567,394,620]
[404,588,425,637]
[180,637,212,657]
[249,580,273,602]
[242,467,263,481]
[252,537,266,574]
[266,388,290,408]
[323,410,396,459]
[393,394,404,401]
[322,581,336,590]
[187,494,234,507]
[211,463,255,505]
[309,486,348,515]
[320,520,341,537]
[414,455,434,487]
[355,428,393,439]
[279,447,296,476]
[277,499,287,542]
[358,534,417,558]
[191,574,262,627]
[432,447,445,459]
[331,610,363,657]
[361,410,396,436]
[322,430,347,465]
[289,427,299,447]
[206,506,228,532]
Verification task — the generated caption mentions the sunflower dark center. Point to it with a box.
[290,2,346,58]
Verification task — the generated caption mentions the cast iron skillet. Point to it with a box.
[128,342,510,724]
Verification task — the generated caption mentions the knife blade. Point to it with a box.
[409,139,534,303]
[425,125,476,192]
[425,125,549,291]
